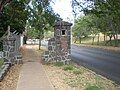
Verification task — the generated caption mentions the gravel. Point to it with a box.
[0,64,22,90]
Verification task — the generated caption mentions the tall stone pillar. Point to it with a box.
[54,21,72,63]
[44,21,72,64]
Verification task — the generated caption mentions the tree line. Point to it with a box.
[72,0,120,46]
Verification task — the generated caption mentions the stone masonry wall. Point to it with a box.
[3,32,22,64]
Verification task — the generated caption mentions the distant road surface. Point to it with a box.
[71,44,120,84]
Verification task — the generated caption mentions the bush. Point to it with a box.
[63,65,74,71]
[0,58,4,66]
[73,69,81,75]
[85,85,100,90]
[54,62,64,67]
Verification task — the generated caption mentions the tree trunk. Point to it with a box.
[113,34,116,40]
[74,36,77,43]
[39,30,41,50]
[79,37,81,44]
[39,29,44,50]
[97,34,100,45]
[92,37,95,45]
[115,32,118,47]
[106,35,112,45]
[104,33,106,41]
[39,38,41,50]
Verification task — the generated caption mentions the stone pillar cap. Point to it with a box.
[3,33,15,41]
[54,20,72,26]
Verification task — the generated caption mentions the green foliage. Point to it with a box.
[63,65,74,71]
[54,62,64,67]
[26,0,60,49]
[85,85,101,90]
[0,0,29,36]
[0,58,4,66]
[0,0,59,39]
[73,69,81,75]
[72,0,120,46]
[0,41,3,51]
[26,27,40,38]
[65,76,81,87]
[72,14,100,44]
[27,0,59,32]
[44,30,54,39]
[0,0,12,12]
[93,39,120,47]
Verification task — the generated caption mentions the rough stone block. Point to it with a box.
[48,46,52,51]
[45,51,49,55]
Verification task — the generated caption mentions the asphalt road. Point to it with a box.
[71,44,120,84]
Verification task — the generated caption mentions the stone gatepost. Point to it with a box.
[3,32,16,64]
[44,21,72,64]
[54,21,72,63]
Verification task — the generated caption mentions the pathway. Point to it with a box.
[16,45,54,90]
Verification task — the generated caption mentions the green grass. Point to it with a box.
[44,61,119,89]
[91,39,120,47]
[65,76,81,87]
[73,69,82,75]
[63,64,82,75]
[74,35,120,47]
[54,61,64,67]
[85,85,101,90]
[0,58,4,66]
[63,65,74,71]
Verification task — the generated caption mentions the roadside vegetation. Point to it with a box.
[43,61,120,90]
[74,35,120,47]
[0,58,4,66]
[72,0,120,47]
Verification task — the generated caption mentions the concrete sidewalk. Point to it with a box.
[16,45,54,90]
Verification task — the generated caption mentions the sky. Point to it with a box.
[29,0,84,23]
[51,0,74,23]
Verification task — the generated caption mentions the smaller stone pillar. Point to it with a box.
[3,27,16,64]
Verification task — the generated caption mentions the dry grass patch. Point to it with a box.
[0,64,22,90]
[43,62,120,90]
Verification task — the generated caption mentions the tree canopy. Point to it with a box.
[72,0,120,46]
[0,0,59,38]
[0,0,30,37]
